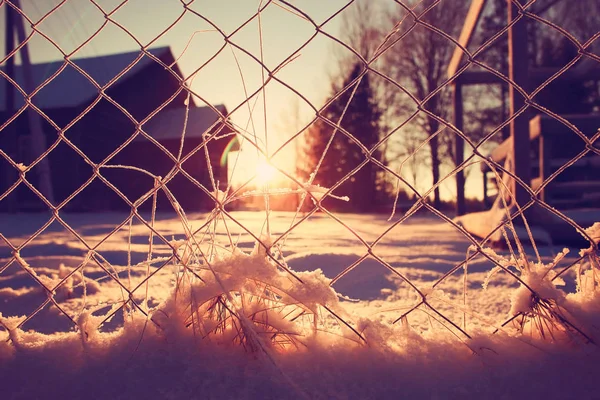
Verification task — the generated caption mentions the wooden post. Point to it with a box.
[447,0,486,80]
[539,132,552,203]
[454,83,466,216]
[483,171,489,208]
[507,0,530,208]
[13,0,55,205]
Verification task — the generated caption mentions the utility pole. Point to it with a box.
[9,0,55,205]
[4,4,17,211]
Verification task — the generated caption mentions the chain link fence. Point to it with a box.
[0,0,599,346]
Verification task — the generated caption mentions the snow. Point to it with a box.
[454,205,553,245]
[1,211,599,399]
[455,202,600,247]
[583,222,600,244]
[236,184,350,204]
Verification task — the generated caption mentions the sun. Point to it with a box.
[228,147,295,189]
[255,158,277,186]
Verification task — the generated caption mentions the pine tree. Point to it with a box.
[299,62,383,212]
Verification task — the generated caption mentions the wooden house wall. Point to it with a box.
[0,55,229,213]
[108,136,232,212]
[103,53,188,122]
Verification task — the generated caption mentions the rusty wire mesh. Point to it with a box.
[0,0,599,344]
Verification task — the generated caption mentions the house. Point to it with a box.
[0,47,238,212]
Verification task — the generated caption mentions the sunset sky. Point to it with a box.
[0,0,485,201]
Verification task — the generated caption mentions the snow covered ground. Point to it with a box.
[1,210,599,399]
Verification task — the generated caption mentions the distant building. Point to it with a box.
[0,47,238,212]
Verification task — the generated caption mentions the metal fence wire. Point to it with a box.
[0,0,599,345]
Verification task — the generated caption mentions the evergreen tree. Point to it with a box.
[299,62,383,212]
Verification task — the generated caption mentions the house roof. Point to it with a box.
[141,104,239,148]
[0,46,177,111]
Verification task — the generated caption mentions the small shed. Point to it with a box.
[0,47,238,212]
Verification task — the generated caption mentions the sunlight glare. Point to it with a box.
[256,158,277,186]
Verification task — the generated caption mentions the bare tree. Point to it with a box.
[382,1,469,209]
[339,0,385,62]
[389,128,429,195]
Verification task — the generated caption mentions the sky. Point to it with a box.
[0,0,485,202]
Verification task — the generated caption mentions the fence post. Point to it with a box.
[453,82,465,216]
[507,0,530,208]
